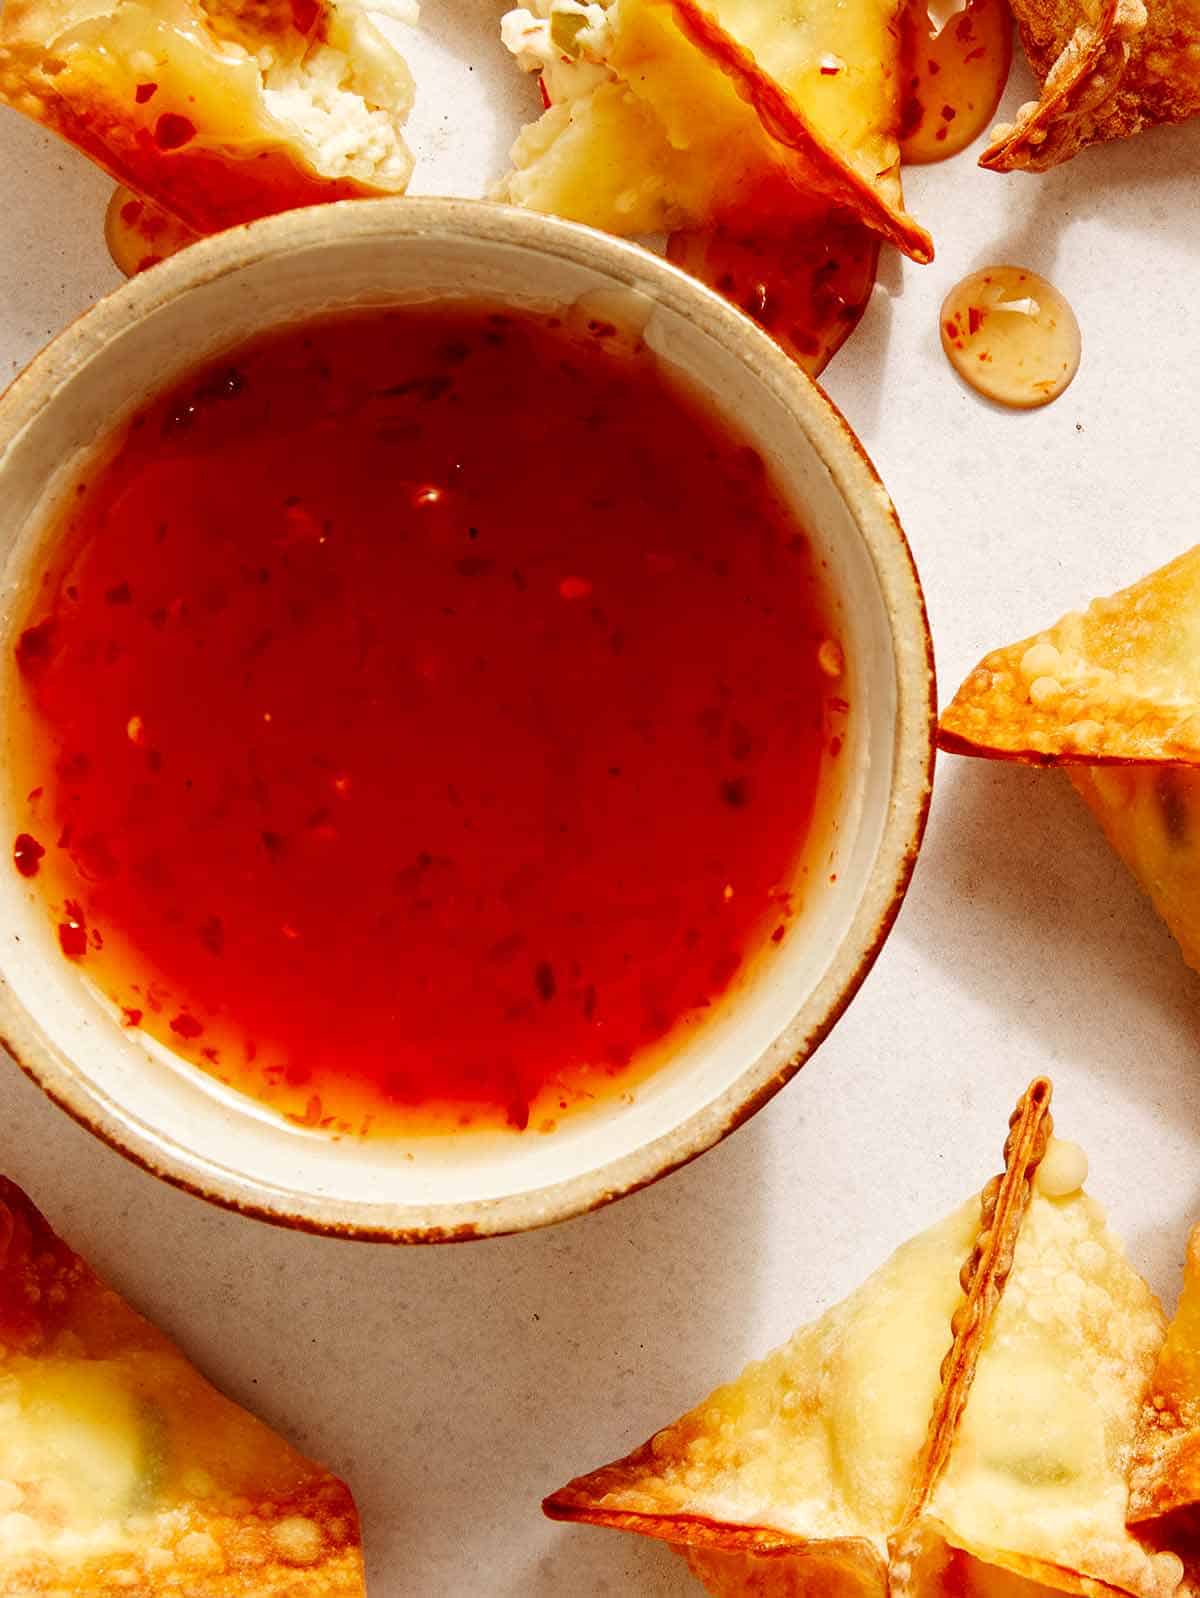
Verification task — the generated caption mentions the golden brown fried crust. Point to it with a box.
[7,1484,366,1598]
[545,1483,837,1556]
[939,547,1200,767]
[33,98,385,233]
[938,545,1200,981]
[544,1085,1189,1597]
[0,1175,98,1353]
[546,1475,891,1596]
[0,1178,366,1598]
[896,1519,1152,1596]
[980,0,1200,169]
[895,1081,1054,1543]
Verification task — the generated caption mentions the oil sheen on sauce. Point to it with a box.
[9,307,845,1136]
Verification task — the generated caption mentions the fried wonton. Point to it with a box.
[980,0,1200,171]
[545,1082,1183,1596]
[497,0,932,262]
[939,547,1200,768]
[0,1176,365,1596]
[938,546,1200,974]
[0,0,414,236]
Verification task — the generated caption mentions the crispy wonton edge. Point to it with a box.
[938,544,1200,768]
[979,0,1146,172]
[658,0,935,262]
[934,726,1200,768]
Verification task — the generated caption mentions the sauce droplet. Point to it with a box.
[668,210,879,378]
[940,266,1081,408]
[900,0,1013,162]
[105,186,201,278]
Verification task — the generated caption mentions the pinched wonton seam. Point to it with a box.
[884,1085,1172,1596]
[543,1196,983,1559]
[981,0,1200,171]
[904,1186,1177,1597]
[980,0,1146,170]
[895,1082,1054,1542]
[545,1084,1186,1598]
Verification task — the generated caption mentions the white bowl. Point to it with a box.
[0,198,934,1240]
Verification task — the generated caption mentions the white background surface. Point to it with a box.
[4,9,1200,1594]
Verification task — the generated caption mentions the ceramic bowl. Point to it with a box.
[0,198,934,1240]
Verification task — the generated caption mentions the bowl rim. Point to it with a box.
[0,195,936,1242]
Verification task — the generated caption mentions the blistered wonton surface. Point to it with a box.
[0,1176,365,1596]
[981,0,1200,170]
[939,547,1200,765]
[0,0,414,234]
[499,0,932,260]
[545,1083,1183,1597]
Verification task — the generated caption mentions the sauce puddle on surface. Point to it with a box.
[667,210,880,379]
[899,0,1013,163]
[941,265,1081,407]
[8,306,845,1136]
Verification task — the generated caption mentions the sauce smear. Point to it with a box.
[668,210,880,378]
[9,307,842,1135]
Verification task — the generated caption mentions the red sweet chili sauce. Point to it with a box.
[668,209,880,379]
[8,306,846,1135]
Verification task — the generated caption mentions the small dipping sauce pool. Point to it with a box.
[7,302,847,1137]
